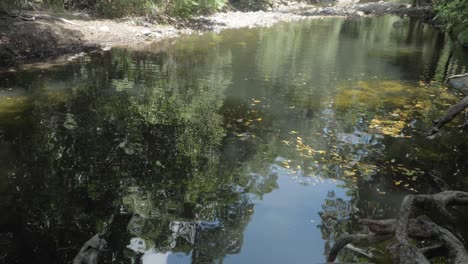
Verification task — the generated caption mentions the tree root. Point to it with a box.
[328,191,468,263]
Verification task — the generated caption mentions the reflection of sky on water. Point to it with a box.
[224,164,350,264]
[142,250,192,264]
[128,239,192,264]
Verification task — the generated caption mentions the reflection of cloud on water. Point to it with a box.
[225,162,352,264]
[126,243,192,264]
[127,237,148,253]
[271,159,341,186]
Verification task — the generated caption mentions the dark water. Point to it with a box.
[1,16,468,264]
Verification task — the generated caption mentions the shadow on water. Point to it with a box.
[0,15,468,264]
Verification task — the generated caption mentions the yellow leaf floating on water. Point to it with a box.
[376,188,386,195]
[289,131,299,134]
[394,180,402,186]
[253,99,261,103]
[255,118,262,121]
[369,118,408,138]
[282,140,291,146]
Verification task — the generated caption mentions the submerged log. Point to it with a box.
[328,191,468,263]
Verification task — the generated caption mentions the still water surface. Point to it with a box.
[1,16,468,264]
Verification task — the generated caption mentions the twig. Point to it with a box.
[60,18,81,27]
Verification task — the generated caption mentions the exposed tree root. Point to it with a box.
[328,191,468,263]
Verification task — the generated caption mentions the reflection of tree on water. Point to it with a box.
[318,191,357,262]
[0,46,272,264]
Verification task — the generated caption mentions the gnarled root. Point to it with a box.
[328,191,468,263]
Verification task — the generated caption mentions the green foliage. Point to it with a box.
[1,0,226,17]
[94,0,155,17]
[457,28,468,47]
[229,0,272,11]
[434,0,468,31]
[165,0,226,17]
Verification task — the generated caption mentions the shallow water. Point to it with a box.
[1,16,468,264]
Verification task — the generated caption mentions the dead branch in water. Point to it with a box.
[427,96,468,138]
[427,74,468,138]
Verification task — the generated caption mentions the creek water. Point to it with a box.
[1,15,468,264]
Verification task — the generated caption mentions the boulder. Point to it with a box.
[448,73,468,95]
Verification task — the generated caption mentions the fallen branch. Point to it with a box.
[427,96,468,138]
[60,18,82,27]
[427,73,468,137]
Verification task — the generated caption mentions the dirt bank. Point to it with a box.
[0,1,433,68]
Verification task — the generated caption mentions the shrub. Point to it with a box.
[434,0,468,31]
[164,0,226,17]
[1,0,226,18]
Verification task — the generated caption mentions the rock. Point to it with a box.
[457,28,468,48]
[448,74,468,95]
[356,11,365,16]
[142,29,151,36]
[98,26,110,32]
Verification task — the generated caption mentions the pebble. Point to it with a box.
[99,26,110,32]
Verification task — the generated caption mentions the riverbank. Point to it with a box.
[0,1,434,68]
